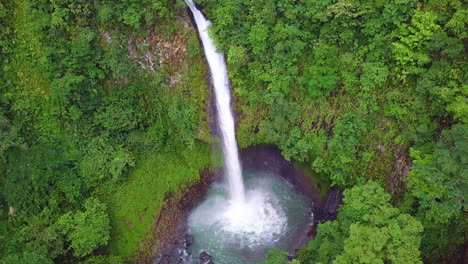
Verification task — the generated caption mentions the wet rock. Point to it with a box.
[158,254,171,264]
[200,251,214,263]
[323,189,342,217]
[288,251,297,261]
[390,151,411,195]
[184,234,193,247]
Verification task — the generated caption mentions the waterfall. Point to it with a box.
[180,3,312,262]
[185,0,245,203]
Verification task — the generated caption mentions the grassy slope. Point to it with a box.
[99,144,212,259]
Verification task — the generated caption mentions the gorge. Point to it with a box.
[182,1,313,263]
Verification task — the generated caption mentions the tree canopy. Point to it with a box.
[298,182,423,264]
[0,0,466,263]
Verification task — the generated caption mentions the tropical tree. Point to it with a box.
[298,182,423,264]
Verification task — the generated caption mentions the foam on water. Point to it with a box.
[189,177,287,247]
[188,172,311,263]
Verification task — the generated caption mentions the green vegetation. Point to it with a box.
[260,248,290,264]
[298,182,423,264]
[57,198,111,258]
[403,124,467,263]
[0,0,466,263]
[102,145,211,258]
[0,0,211,262]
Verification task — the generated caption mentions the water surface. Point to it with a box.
[188,170,312,264]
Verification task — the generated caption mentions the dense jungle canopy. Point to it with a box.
[0,0,466,263]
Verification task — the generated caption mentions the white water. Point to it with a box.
[185,0,244,203]
[188,173,311,263]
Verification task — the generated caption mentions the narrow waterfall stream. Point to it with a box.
[183,1,313,263]
[185,0,245,203]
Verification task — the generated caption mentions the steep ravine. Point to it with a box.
[129,7,343,264]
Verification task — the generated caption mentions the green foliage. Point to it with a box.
[227,45,248,67]
[79,136,134,189]
[167,98,199,147]
[407,125,467,224]
[249,24,269,55]
[334,215,423,264]
[300,43,339,97]
[261,248,289,264]
[404,124,467,262]
[392,10,440,74]
[0,0,211,262]
[0,112,22,160]
[96,0,175,30]
[1,249,53,264]
[2,142,82,219]
[298,182,423,264]
[93,96,137,133]
[57,198,110,257]
[360,62,389,90]
[81,255,124,264]
[102,145,212,259]
[298,221,344,264]
[440,84,468,124]
[445,8,468,38]
[100,38,137,80]
[123,6,141,27]
[313,111,369,186]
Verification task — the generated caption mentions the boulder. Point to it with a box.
[200,251,214,263]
